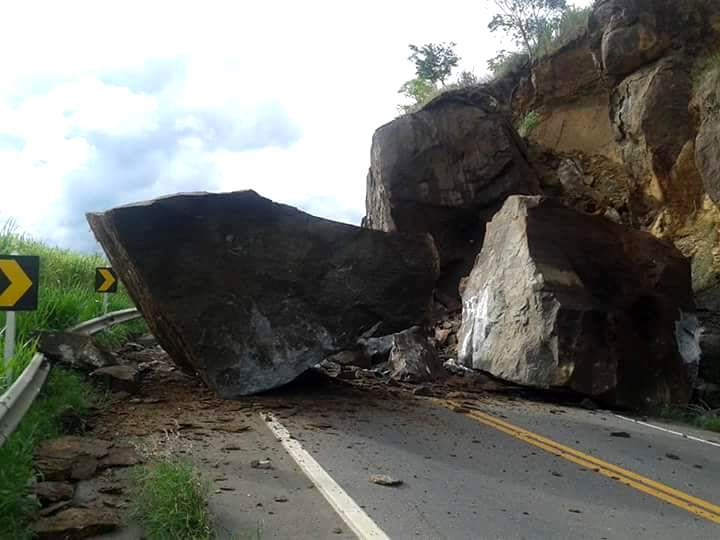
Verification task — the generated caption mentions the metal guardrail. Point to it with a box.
[0,353,50,446]
[0,308,142,447]
[69,308,142,335]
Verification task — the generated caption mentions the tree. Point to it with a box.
[397,78,437,114]
[486,0,568,62]
[397,42,461,113]
[407,42,460,86]
[455,70,479,87]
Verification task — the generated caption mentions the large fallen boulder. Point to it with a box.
[458,196,698,408]
[87,191,439,397]
[364,86,540,305]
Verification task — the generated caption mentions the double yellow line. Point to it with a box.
[437,400,720,524]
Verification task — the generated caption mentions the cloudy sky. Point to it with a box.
[0,0,591,252]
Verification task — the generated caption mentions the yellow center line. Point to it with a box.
[434,399,720,525]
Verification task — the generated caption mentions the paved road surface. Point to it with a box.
[260,392,719,539]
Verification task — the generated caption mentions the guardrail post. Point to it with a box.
[1,250,20,378]
[3,311,15,365]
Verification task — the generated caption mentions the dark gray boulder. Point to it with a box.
[87,191,439,397]
[364,86,540,304]
[458,196,697,408]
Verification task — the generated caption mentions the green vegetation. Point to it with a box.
[0,220,137,356]
[0,220,142,537]
[487,50,529,79]
[517,110,540,137]
[0,367,99,539]
[653,404,720,434]
[485,1,591,75]
[131,460,213,540]
[397,42,479,114]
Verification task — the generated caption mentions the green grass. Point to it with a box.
[131,460,213,540]
[517,110,540,138]
[1,220,140,388]
[1,220,142,537]
[1,220,137,344]
[653,404,720,434]
[0,368,99,539]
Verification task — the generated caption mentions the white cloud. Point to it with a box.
[0,0,594,251]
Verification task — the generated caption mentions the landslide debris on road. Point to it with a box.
[82,1,720,408]
[458,196,698,408]
[87,190,439,397]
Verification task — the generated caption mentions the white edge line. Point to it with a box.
[613,414,720,448]
[261,412,390,540]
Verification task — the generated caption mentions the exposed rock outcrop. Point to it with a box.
[88,191,439,397]
[512,2,720,395]
[458,196,697,408]
[694,68,720,205]
[610,56,693,188]
[364,86,540,305]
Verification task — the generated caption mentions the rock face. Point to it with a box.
[511,0,720,390]
[364,87,540,303]
[610,56,693,183]
[694,69,720,204]
[458,196,697,407]
[87,191,439,397]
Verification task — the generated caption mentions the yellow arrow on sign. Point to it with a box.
[97,268,116,292]
[0,259,33,307]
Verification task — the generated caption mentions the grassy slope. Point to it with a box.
[0,222,143,538]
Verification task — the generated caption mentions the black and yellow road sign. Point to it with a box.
[95,267,118,293]
[0,255,39,311]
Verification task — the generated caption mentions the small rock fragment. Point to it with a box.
[369,474,403,487]
[33,507,120,539]
[34,482,74,505]
[90,365,141,394]
[100,446,142,468]
[274,496,289,503]
[222,444,242,451]
[251,459,274,470]
[610,431,631,438]
[579,398,599,411]
[412,385,433,397]
[665,453,680,460]
[38,500,72,517]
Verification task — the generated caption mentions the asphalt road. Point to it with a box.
[262,393,720,540]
